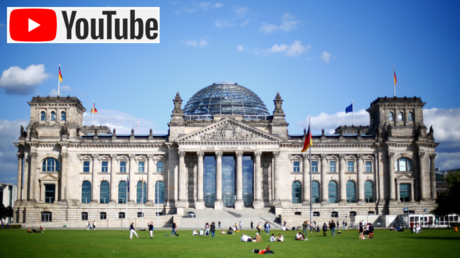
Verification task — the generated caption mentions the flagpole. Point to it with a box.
[142,177,144,229]
[157,180,159,231]
[352,100,354,126]
[126,175,128,229]
[393,65,396,97]
[92,100,94,126]
[58,64,61,97]
[309,117,313,227]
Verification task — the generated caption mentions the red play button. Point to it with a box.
[9,9,57,42]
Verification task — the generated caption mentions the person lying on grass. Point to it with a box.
[253,246,274,254]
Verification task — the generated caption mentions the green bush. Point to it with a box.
[2,224,22,229]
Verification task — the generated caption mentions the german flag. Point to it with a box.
[91,101,97,114]
[393,65,397,86]
[301,125,313,152]
[59,66,63,82]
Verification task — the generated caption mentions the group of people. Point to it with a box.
[86,221,96,230]
[129,222,155,239]
[358,221,374,239]
[27,226,45,233]
[409,222,423,234]
[241,233,263,242]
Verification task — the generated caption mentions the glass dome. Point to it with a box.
[183,82,270,116]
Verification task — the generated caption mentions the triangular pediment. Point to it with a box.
[177,118,282,142]
[395,173,414,182]
[39,173,59,181]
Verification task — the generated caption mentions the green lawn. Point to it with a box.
[0,228,459,257]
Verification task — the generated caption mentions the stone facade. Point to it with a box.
[14,90,438,227]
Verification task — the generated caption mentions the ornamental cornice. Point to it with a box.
[178,141,278,146]
[68,143,165,148]
[282,143,374,148]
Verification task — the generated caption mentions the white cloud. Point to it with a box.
[215,20,234,28]
[49,85,72,96]
[0,119,28,184]
[240,19,250,27]
[267,40,310,57]
[0,64,51,95]
[298,109,369,134]
[321,51,331,63]
[259,13,299,34]
[213,3,224,8]
[83,109,164,135]
[435,152,460,171]
[182,39,208,47]
[236,7,249,17]
[177,2,223,13]
[236,45,247,52]
[424,108,460,153]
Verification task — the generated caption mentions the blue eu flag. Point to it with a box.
[345,104,353,113]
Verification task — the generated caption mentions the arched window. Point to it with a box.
[395,158,412,171]
[118,181,127,203]
[137,181,147,204]
[61,111,66,121]
[346,181,356,203]
[328,181,338,203]
[408,112,414,122]
[331,211,338,217]
[350,211,357,217]
[155,181,165,204]
[389,112,394,122]
[312,181,320,203]
[41,111,46,121]
[100,181,110,203]
[42,158,60,172]
[51,111,56,121]
[364,181,374,202]
[292,181,301,203]
[398,112,403,121]
[82,181,91,203]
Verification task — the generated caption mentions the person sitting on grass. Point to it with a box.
[270,233,276,242]
[255,233,262,242]
[39,226,45,231]
[241,234,253,242]
[221,229,226,234]
[193,229,198,235]
[276,234,284,242]
[227,229,234,235]
[295,232,304,240]
[199,229,204,235]
[453,226,458,232]
[27,227,32,233]
[252,246,274,254]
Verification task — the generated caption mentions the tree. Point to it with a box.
[0,204,13,220]
[431,170,460,216]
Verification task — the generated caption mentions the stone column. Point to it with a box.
[419,152,428,201]
[60,152,68,201]
[16,153,23,202]
[92,154,99,203]
[396,182,400,202]
[129,154,136,203]
[430,154,436,200]
[23,153,29,201]
[178,151,187,204]
[214,151,223,209]
[110,154,118,203]
[388,152,396,203]
[147,154,155,204]
[410,181,415,202]
[29,152,38,202]
[321,154,328,205]
[357,155,365,204]
[196,151,205,209]
[339,154,346,204]
[253,151,263,209]
[273,151,281,204]
[302,154,310,205]
[235,151,244,209]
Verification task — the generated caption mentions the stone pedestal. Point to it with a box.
[195,200,205,210]
[214,200,223,210]
[321,200,329,206]
[234,200,244,210]
[357,200,365,205]
[253,200,264,209]
[302,200,310,206]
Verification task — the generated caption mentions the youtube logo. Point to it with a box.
[7,7,160,44]
[9,9,57,42]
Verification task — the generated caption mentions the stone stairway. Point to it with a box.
[178,208,281,230]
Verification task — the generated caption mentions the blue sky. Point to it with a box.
[1,0,460,183]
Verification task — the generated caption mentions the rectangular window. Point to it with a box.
[293,161,300,172]
[118,212,125,219]
[400,184,410,202]
[137,212,144,218]
[120,161,127,173]
[81,212,88,221]
[100,212,107,220]
[157,161,163,173]
[138,161,145,172]
[311,161,318,172]
[348,161,354,172]
[101,161,108,172]
[366,161,372,172]
[83,161,90,172]
[41,212,52,222]
[45,184,55,203]
[330,161,336,172]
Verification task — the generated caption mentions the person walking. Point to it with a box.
[359,223,365,239]
[218,221,221,229]
[130,223,139,239]
[171,222,177,236]
[410,222,414,234]
[148,222,154,239]
[93,221,96,230]
[210,222,216,238]
[251,221,254,231]
[331,220,336,237]
[302,221,309,240]
[205,222,210,236]
[322,223,328,237]
[88,221,92,230]
[257,222,261,234]
[239,221,242,231]
[265,222,271,235]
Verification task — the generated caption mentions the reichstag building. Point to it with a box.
[14,82,438,226]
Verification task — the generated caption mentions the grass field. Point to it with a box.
[1,228,459,258]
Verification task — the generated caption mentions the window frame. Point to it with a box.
[138,161,145,172]
[291,181,302,204]
[100,212,107,220]
[40,111,46,121]
[118,181,127,204]
[51,111,56,121]
[61,111,66,121]
[347,161,354,172]
[328,181,338,203]
[44,184,56,203]
[155,181,165,204]
[408,112,414,122]
[118,212,125,219]
[137,212,144,218]
[101,161,108,172]
[83,161,90,172]
[311,161,318,172]
[331,211,339,218]
[100,181,110,203]
[398,112,404,121]
[82,181,91,204]
[81,212,88,221]
[311,181,320,203]
[330,161,336,173]
[293,161,300,172]
[120,161,127,173]
[364,181,374,203]
[42,158,60,172]
[395,158,413,172]
[41,212,52,222]
[157,161,164,173]
[365,161,372,172]
[389,112,394,122]
[346,181,356,203]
